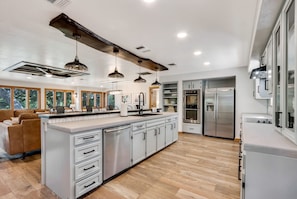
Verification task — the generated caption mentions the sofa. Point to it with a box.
[0,109,47,157]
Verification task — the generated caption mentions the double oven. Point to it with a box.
[183,89,200,124]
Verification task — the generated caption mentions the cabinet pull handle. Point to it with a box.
[83,149,95,155]
[158,128,160,134]
[84,181,96,188]
[83,165,95,171]
[154,129,157,136]
[143,132,146,140]
[83,136,95,140]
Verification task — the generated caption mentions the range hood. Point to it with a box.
[249,65,267,79]
[3,61,90,78]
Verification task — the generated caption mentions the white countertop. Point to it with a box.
[243,128,297,159]
[48,112,177,133]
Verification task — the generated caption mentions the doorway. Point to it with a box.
[149,86,160,108]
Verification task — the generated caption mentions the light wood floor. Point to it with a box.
[0,133,240,199]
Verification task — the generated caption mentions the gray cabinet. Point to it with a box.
[165,116,178,145]
[172,117,178,142]
[146,127,157,157]
[132,122,146,165]
[45,128,102,199]
[157,125,166,151]
[183,80,201,90]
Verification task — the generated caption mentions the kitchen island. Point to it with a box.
[39,111,178,199]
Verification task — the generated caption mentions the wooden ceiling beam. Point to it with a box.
[49,13,168,72]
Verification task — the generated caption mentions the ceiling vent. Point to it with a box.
[135,46,151,53]
[3,61,89,79]
[47,0,71,8]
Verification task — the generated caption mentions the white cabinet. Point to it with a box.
[183,80,201,90]
[253,78,271,99]
[172,117,178,142]
[147,119,166,155]
[132,122,146,165]
[165,116,178,145]
[45,128,102,199]
[157,125,166,151]
[132,117,175,165]
[146,127,157,157]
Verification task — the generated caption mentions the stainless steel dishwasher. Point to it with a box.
[103,124,131,181]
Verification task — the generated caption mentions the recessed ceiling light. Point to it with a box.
[143,0,155,3]
[27,76,32,79]
[194,51,202,56]
[177,32,187,39]
[204,62,210,66]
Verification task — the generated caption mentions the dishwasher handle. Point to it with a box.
[104,125,131,133]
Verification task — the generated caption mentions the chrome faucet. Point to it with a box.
[138,92,145,115]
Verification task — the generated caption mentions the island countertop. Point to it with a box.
[39,109,153,119]
[47,112,178,133]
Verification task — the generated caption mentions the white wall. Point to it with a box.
[160,66,268,139]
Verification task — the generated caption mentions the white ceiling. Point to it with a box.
[0,0,262,88]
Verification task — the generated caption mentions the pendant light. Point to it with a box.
[151,71,161,86]
[108,47,124,78]
[134,60,146,83]
[64,33,88,72]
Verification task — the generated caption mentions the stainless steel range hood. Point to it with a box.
[249,65,267,79]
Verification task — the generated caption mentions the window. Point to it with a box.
[45,89,74,109]
[107,94,115,110]
[285,0,295,131]
[81,91,106,109]
[29,89,38,109]
[56,91,64,106]
[0,86,40,110]
[14,88,26,109]
[46,90,54,108]
[0,87,11,109]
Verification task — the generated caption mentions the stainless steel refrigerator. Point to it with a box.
[204,87,235,139]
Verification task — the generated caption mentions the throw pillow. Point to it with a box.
[10,117,19,124]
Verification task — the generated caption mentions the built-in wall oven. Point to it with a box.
[183,89,200,124]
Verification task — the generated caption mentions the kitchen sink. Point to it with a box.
[131,113,162,117]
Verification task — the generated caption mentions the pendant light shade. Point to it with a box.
[108,47,124,78]
[134,60,146,83]
[152,79,161,86]
[64,34,88,72]
[151,71,161,86]
[134,75,147,83]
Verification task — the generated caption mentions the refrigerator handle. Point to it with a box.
[215,93,218,120]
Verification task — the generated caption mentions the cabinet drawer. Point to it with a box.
[132,122,146,131]
[182,123,201,134]
[75,142,101,163]
[166,116,177,123]
[76,173,102,198]
[74,130,101,146]
[147,119,165,128]
[75,158,101,181]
